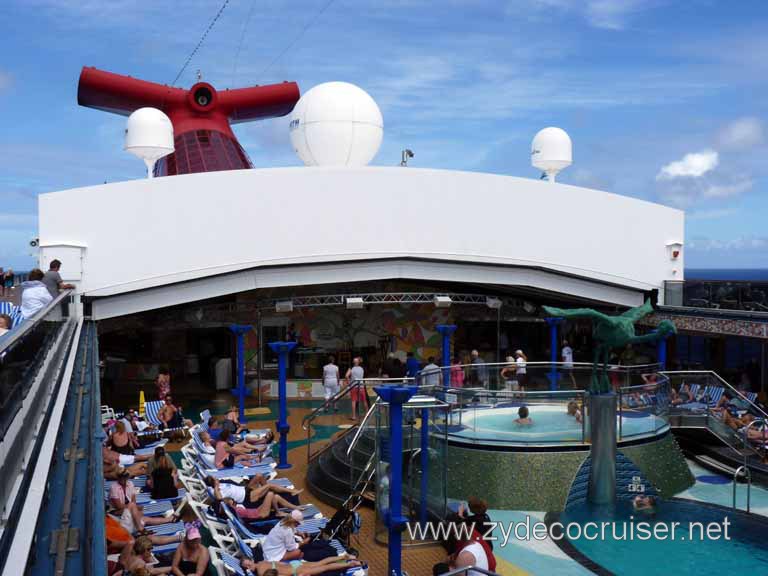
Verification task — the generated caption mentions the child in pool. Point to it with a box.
[514,406,532,425]
[567,401,582,423]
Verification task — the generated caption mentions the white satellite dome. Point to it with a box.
[124,107,175,178]
[289,82,383,167]
[531,126,572,182]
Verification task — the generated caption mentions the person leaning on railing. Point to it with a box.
[19,268,52,320]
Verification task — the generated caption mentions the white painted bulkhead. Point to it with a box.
[37,167,684,318]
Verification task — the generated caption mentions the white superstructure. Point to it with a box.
[38,166,684,319]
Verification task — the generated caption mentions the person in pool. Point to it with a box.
[566,401,582,423]
[514,406,532,425]
[633,495,656,512]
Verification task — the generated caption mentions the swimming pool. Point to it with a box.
[450,404,667,444]
[557,499,768,574]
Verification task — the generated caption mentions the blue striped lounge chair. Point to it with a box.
[705,386,724,407]
[0,301,23,329]
[745,392,758,404]
[222,502,328,539]
[144,400,187,435]
[211,548,366,576]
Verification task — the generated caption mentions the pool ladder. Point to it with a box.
[732,465,751,512]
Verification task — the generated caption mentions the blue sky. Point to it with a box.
[2,0,767,270]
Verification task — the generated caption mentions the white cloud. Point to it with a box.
[687,207,739,221]
[702,179,753,199]
[718,117,763,150]
[586,0,646,30]
[656,150,718,180]
[525,0,651,30]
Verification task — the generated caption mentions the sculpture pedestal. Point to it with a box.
[588,393,617,505]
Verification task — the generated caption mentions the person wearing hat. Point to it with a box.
[171,525,209,576]
[261,510,309,562]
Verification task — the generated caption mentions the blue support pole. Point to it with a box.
[545,318,563,391]
[657,336,668,370]
[375,385,418,576]
[229,325,253,422]
[269,341,297,469]
[419,407,429,526]
[436,325,457,387]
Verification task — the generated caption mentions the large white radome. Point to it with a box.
[289,82,383,167]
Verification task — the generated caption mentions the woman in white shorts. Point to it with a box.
[322,356,340,412]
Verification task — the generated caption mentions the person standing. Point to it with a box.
[322,356,340,412]
[155,368,171,401]
[470,350,489,388]
[0,267,4,297]
[346,357,367,421]
[405,351,421,380]
[421,356,442,387]
[561,340,576,387]
[42,259,75,299]
[3,269,14,295]
[20,269,53,320]
[515,350,528,390]
[450,356,465,388]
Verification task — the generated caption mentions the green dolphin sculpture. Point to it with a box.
[542,300,676,394]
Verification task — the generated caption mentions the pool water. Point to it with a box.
[452,405,666,443]
[559,499,768,574]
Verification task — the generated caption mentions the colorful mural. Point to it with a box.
[247,304,452,362]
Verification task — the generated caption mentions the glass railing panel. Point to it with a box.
[0,292,71,441]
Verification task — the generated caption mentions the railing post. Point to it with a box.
[269,341,297,469]
[436,325,457,389]
[374,385,418,576]
[545,317,563,391]
[229,325,253,422]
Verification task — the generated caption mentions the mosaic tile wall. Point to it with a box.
[444,446,588,510]
[621,434,695,497]
[445,434,694,511]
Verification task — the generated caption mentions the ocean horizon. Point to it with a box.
[685,269,768,281]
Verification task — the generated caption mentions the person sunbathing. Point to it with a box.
[670,383,693,405]
[241,556,362,576]
[103,445,148,478]
[224,405,250,435]
[214,429,265,469]
[158,396,193,430]
[722,410,755,432]
[108,420,139,455]
[206,475,304,511]
[109,470,179,535]
[115,535,176,575]
[514,406,532,425]
[566,401,582,423]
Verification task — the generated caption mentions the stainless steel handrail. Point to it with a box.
[346,397,381,458]
[0,289,73,355]
[732,465,751,512]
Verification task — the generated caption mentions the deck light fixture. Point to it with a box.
[433,296,452,308]
[346,297,365,309]
[275,300,294,313]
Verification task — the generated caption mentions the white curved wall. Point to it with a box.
[38,167,683,306]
